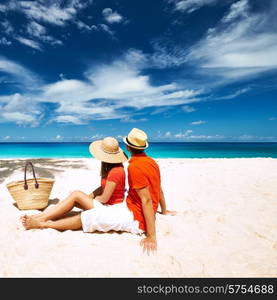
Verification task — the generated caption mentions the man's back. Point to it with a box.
[126,153,161,231]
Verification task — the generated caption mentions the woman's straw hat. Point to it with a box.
[89,137,128,163]
[123,128,149,150]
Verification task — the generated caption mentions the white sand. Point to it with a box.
[0,158,276,277]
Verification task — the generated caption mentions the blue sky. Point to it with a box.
[0,0,276,142]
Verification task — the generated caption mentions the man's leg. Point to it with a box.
[22,213,82,231]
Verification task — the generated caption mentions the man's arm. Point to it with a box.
[159,187,167,214]
[159,186,177,216]
[136,187,157,255]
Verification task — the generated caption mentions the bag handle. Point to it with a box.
[24,161,39,190]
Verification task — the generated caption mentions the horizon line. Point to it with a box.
[1,141,277,144]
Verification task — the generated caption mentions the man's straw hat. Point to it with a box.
[89,137,128,163]
[123,128,149,150]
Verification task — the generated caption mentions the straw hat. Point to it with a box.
[89,137,128,163]
[123,128,149,150]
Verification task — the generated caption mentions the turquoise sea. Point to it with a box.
[0,142,276,158]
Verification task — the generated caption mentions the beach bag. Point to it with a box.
[6,161,55,210]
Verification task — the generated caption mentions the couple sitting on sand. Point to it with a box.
[22,128,175,254]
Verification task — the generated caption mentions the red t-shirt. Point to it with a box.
[101,166,126,205]
[126,153,161,231]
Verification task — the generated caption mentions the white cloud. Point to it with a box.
[83,50,195,108]
[155,130,174,139]
[0,20,14,35]
[0,50,201,126]
[76,20,93,32]
[98,24,115,36]
[56,134,63,140]
[89,23,116,36]
[269,117,276,121]
[150,40,187,69]
[0,0,92,49]
[4,135,10,140]
[222,0,248,23]
[186,0,277,79]
[26,21,63,46]
[237,134,253,140]
[216,87,250,100]
[170,0,220,13]
[0,93,43,126]
[3,18,62,51]
[0,56,42,89]
[0,4,7,12]
[174,130,193,138]
[237,134,276,141]
[190,120,206,125]
[43,79,90,98]
[120,117,148,123]
[15,36,42,51]
[182,105,196,112]
[157,1,277,89]
[11,1,80,26]
[175,129,224,140]
[3,40,257,127]
[0,37,12,45]
[102,8,123,24]
[1,111,39,126]
[91,134,104,140]
[150,107,171,115]
[26,21,46,36]
[185,133,225,140]
[156,129,276,141]
[52,116,85,125]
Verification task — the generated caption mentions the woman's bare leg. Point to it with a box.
[27,191,94,222]
[22,213,82,231]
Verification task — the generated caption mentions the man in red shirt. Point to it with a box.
[123,128,173,255]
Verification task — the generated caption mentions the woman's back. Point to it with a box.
[101,165,126,205]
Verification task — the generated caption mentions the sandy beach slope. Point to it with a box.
[0,158,276,277]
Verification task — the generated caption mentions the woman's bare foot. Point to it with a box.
[20,213,46,223]
[22,215,45,230]
[20,214,26,221]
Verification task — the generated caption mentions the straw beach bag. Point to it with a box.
[6,161,55,210]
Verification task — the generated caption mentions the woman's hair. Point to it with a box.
[100,162,122,178]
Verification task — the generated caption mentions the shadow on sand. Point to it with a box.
[0,158,90,184]
[12,197,60,210]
